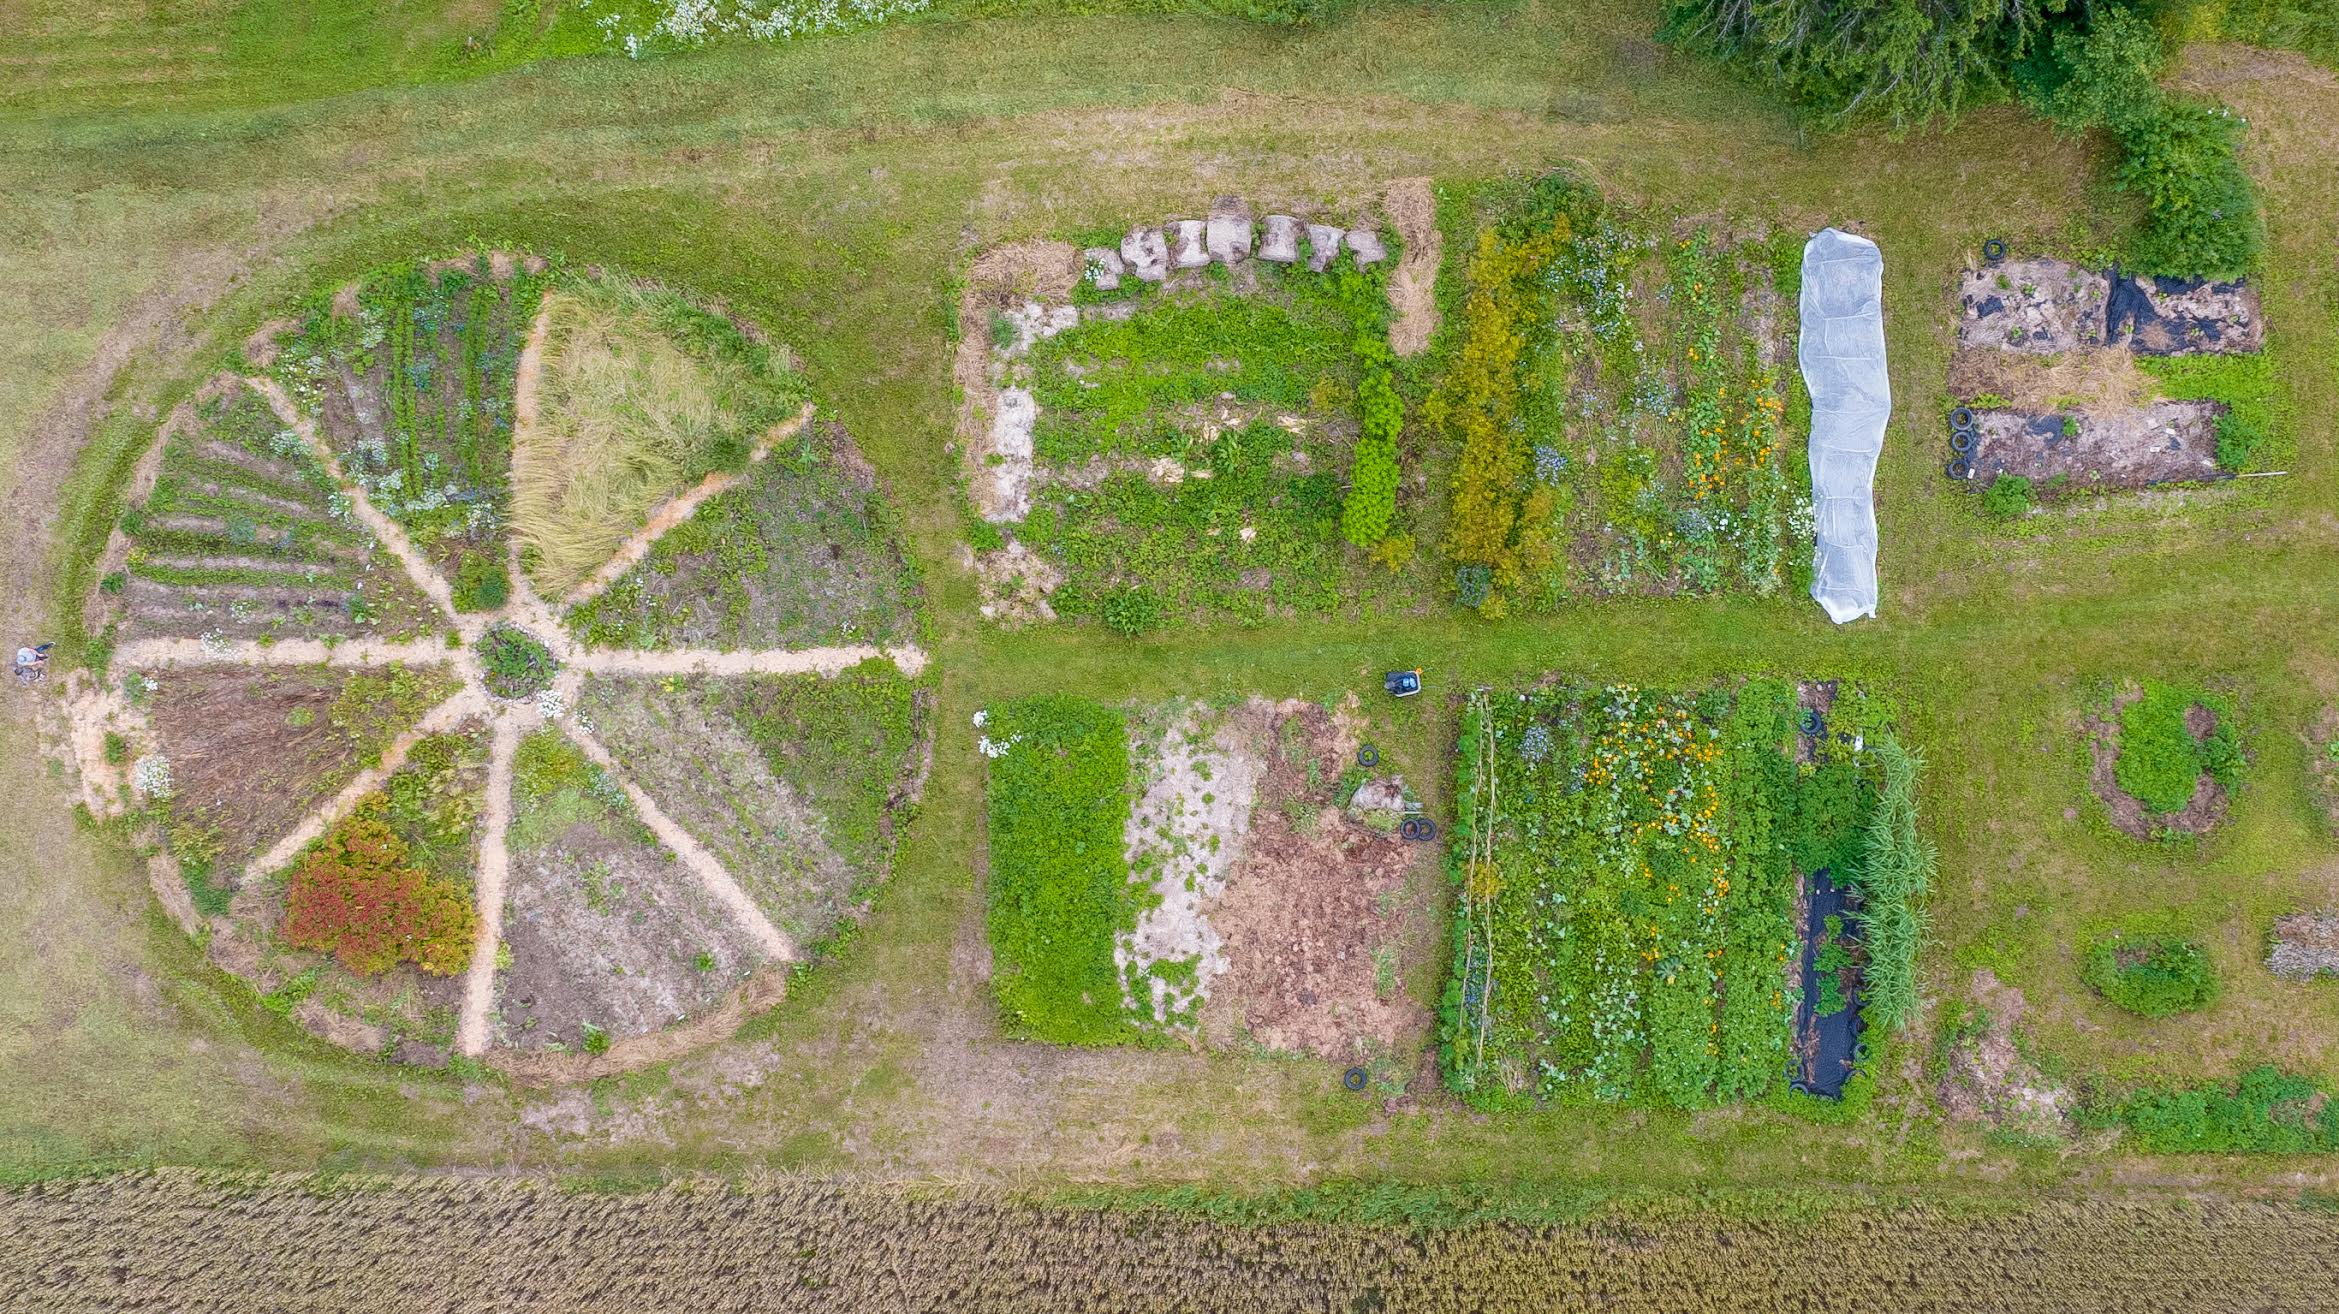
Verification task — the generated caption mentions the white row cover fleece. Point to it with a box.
[1799,227,1889,624]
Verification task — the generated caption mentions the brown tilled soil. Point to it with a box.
[1201,701,1427,1062]
[2084,686,2229,840]
[1965,401,2224,492]
[497,818,768,1052]
[144,666,376,872]
[1936,968,2069,1139]
[1956,258,2109,354]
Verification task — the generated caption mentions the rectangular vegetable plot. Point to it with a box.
[1437,175,1807,610]
[1442,679,1927,1109]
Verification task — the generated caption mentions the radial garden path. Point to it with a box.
[132,376,932,1058]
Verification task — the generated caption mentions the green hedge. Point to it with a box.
[982,695,1140,1045]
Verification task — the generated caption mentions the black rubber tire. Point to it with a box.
[1852,1041,1871,1063]
[1411,819,1437,842]
[1949,405,1976,431]
[1790,1080,1811,1096]
[1946,457,1973,481]
[1342,1067,1369,1092]
[1358,745,1379,768]
[1984,237,2008,262]
[1949,430,1975,454]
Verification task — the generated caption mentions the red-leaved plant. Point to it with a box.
[280,803,475,977]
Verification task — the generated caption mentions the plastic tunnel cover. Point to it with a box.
[1799,228,1889,624]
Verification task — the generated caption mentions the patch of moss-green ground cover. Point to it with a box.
[1011,262,1408,626]
[566,424,921,650]
[1444,679,1923,1111]
[981,694,1145,1045]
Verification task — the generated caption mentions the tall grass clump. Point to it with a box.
[515,274,808,594]
[1851,734,1932,1031]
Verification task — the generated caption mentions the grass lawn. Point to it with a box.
[2,0,2338,1274]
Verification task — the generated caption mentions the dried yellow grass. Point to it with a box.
[514,276,801,595]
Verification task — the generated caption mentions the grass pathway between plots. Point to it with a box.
[147,370,925,1059]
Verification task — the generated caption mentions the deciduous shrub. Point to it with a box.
[2083,932,2218,1017]
[279,804,476,977]
[2114,97,2264,281]
[2115,681,2241,814]
[2214,408,2265,470]
[982,696,1139,1045]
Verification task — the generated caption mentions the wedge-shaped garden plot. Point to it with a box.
[959,196,1421,630]
[496,729,775,1054]
[69,253,932,1072]
[565,417,920,651]
[1436,177,1808,611]
[1442,679,1930,1108]
[103,377,437,646]
[273,254,547,607]
[981,693,1431,1063]
[577,666,930,949]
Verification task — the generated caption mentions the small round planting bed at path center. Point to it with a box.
[475,625,557,701]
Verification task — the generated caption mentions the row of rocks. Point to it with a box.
[1086,208,1385,290]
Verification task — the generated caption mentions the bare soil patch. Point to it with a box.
[2085,685,2230,840]
[1936,969,2070,1139]
[1966,401,2225,492]
[499,813,770,1052]
[1201,700,1427,1062]
[1957,258,2108,354]
[955,241,1081,522]
[2269,909,2339,982]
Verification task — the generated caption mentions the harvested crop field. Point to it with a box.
[7,1173,2339,1313]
